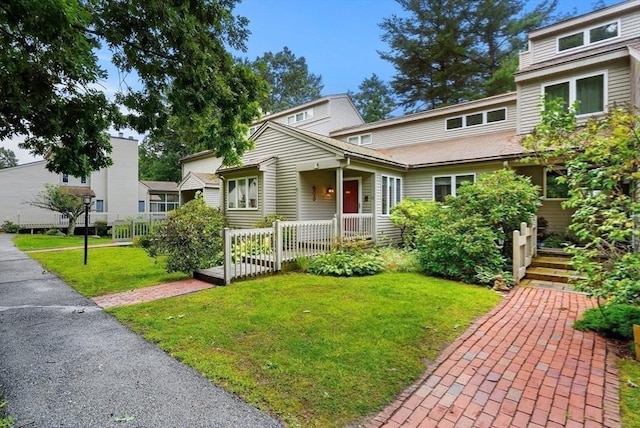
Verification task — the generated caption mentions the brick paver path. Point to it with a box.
[368,287,620,428]
[92,278,215,309]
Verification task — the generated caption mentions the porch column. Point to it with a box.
[336,168,344,237]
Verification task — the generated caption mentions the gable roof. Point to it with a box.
[178,171,220,189]
[381,130,526,168]
[139,180,178,192]
[254,94,361,124]
[216,156,277,173]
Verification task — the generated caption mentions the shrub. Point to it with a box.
[308,251,385,277]
[254,213,288,228]
[375,246,421,272]
[144,195,226,274]
[94,220,109,236]
[574,304,640,340]
[45,228,64,236]
[389,199,440,247]
[416,215,504,283]
[0,221,19,233]
[475,266,515,289]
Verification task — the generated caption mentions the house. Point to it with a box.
[184,0,640,242]
[0,135,177,230]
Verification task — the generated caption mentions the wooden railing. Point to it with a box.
[342,213,373,239]
[513,217,537,284]
[6,211,167,229]
[111,218,164,242]
[223,217,345,285]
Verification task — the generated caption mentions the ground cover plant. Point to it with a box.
[29,247,188,297]
[12,234,111,251]
[620,358,640,427]
[110,272,501,427]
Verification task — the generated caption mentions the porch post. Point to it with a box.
[336,168,344,238]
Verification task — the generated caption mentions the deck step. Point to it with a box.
[530,256,573,270]
[524,266,585,284]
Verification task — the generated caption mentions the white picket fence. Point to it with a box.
[512,217,537,284]
[222,214,374,284]
[6,211,166,230]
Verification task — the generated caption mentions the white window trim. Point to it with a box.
[541,70,608,117]
[432,173,477,201]
[347,133,372,146]
[445,107,507,130]
[286,108,314,125]
[556,20,620,53]
[381,174,402,216]
[226,176,259,211]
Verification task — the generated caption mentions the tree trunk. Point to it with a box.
[67,217,77,236]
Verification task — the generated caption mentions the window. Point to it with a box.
[433,174,475,202]
[545,170,569,199]
[62,174,69,183]
[227,177,258,210]
[543,72,605,115]
[96,200,104,213]
[557,21,618,52]
[445,108,507,130]
[149,193,180,212]
[286,109,313,124]
[381,175,402,215]
[347,133,372,146]
[80,176,87,184]
[248,126,258,135]
[138,200,145,212]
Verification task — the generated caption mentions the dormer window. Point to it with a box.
[557,21,618,52]
[445,108,507,130]
[347,133,372,146]
[287,109,313,125]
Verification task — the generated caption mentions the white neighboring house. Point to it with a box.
[0,135,145,229]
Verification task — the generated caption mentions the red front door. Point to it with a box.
[343,180,359,213]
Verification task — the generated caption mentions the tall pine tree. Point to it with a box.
[348,74,396,122]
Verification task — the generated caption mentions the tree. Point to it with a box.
[524,102,640,305]
[30,185,88,235]
[250,46,323,113]
[0,146,18,168]
[142,195,226,274]
[379,0,561,112]
[348,74,396,122]
[0,0,265,177]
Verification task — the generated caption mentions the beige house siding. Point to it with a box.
[538,200,573,235]
[404,162,505,201]
[374,168,407,242]
[334,102,517,150]
[517,58,630,134]
[263,163,277,215]
[531,12,640,64]
[299,170,336,221]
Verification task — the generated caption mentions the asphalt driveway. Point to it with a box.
[0,233,281,427]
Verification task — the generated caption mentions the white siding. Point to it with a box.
[337,102,517,150]
[204,188,220,208]
[0,161,58,223]
[182,155,222,177]
[105,137,138,214]
[517,58,630,134]
[180,174,205,191]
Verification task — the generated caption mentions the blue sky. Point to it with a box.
[5,0,620,163]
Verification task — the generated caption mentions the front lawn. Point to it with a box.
[13,234,111,251]
[620,357,640,427]
[111,272,501,427]
[29,247,188,297]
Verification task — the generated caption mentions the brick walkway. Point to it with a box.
[368,287,620,428]
[92,278,215,309]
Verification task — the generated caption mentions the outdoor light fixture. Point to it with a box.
[327,186,334,195]
[312,186,317,201]
[82,193,93,265]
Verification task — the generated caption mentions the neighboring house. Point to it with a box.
[0,135,178,229]
[187,0,640,241]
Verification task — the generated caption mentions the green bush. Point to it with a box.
[94,220,109,236]
[0,221,20,233]
[375,247,421,272]
[574,304,640,340]
[144,195,226,274]
[389,199,440,247]
[254,214,288,228]
[308,251,385,277]
[416,215,504,283]
[45,228,64,236]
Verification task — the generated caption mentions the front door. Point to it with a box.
[343,180,359,213]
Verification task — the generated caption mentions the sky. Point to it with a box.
[4,0,620,164]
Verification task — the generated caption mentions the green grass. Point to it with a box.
[110,272,501,427]
[12,234,111,251]
[29,247,189,297]
[620,357,640,427]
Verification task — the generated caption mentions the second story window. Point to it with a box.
[81,176,87,184]
[286,109,313,125]
[347,134,372,146]
[62,173,68,183]
[544,72,605,116]
[445,108,507,130]
[557,21,618,52]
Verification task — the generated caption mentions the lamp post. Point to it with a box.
[82,194,93,265]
